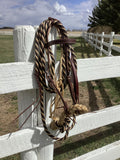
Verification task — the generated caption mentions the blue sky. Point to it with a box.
[0,0,98,30]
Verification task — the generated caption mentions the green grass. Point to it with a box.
[56,36,102,60]
[0,35,120,160]
[0,35,14,63]
[54,122,120,160]
[103,78,120,104]
[1,155,20,160]
[113,39,120,47]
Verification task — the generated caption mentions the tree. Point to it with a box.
[88,0,120,33]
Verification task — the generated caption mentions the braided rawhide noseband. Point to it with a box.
[34,17,87,141]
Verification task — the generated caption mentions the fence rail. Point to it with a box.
[0,104,120,159]
[1,56,120,94]
[0,26,120,160]
[83,32,120,56]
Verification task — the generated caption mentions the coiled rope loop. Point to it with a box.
[34,17,87,141]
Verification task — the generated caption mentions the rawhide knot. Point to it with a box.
[50,104,88,131]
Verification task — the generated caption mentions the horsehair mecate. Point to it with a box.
[34,17,88,141]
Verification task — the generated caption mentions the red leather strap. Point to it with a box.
[45,38,76,48]
[70,58,79,103]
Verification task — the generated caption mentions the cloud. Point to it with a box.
[74,0,97,13]
[0,0,54,26]
[0,14,3,19]
[54,2,67,14]
[52,0,98,30]
[54,2,74,15]
[0,0,98,30]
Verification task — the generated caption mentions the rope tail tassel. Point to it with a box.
[34,17,88,141]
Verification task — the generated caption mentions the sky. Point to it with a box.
[0,0,98,30]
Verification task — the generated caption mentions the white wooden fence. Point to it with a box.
[0,26,120,160]
[83,32,120,56]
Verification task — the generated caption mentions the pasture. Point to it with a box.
[0,34,120,160]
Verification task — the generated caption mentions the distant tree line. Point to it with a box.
[0,27,14,29]
[88,0,120,33]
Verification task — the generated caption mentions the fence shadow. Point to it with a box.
[74,37,98,58]
[110,78,120,94]
[54,122,120,157]
[77,37,113,111]
[95,80,113,107]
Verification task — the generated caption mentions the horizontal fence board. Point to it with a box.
[0,105,120,158]
[114,35,120,40]
[103,41,109,47]
[102,49,108,55]
[0,56,120,94]
[96,46,101,50]
[112,45,120,53]
[97,40,101,44]
[97,34,102,37]
[0,62,36,94]
[72,140,120,160]
[104,34,111,38]
[68,104,120,137]
[0,127,48,158]
[77,56,120,82]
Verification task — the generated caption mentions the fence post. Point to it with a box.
[90,33,92,45]
[85,32,87,41]
[13,26,38,160]
[13,26,56,160]
[91,33,93,46]
[88,33,90,44]
[95,33,98,51]
[88,33,90,43]
[100,32,104,56]
[108,32,114,56]
[83,32,85,40]
[93,33,95,46]
[89,33,91,45]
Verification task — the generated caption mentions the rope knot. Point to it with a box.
[50,104,88,131]
[69,104,88,115]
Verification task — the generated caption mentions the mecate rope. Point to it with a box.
[12,17,88,141]
[34,17,88,141]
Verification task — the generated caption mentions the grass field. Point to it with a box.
[0,35,14,63]
[0,35,120,160]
